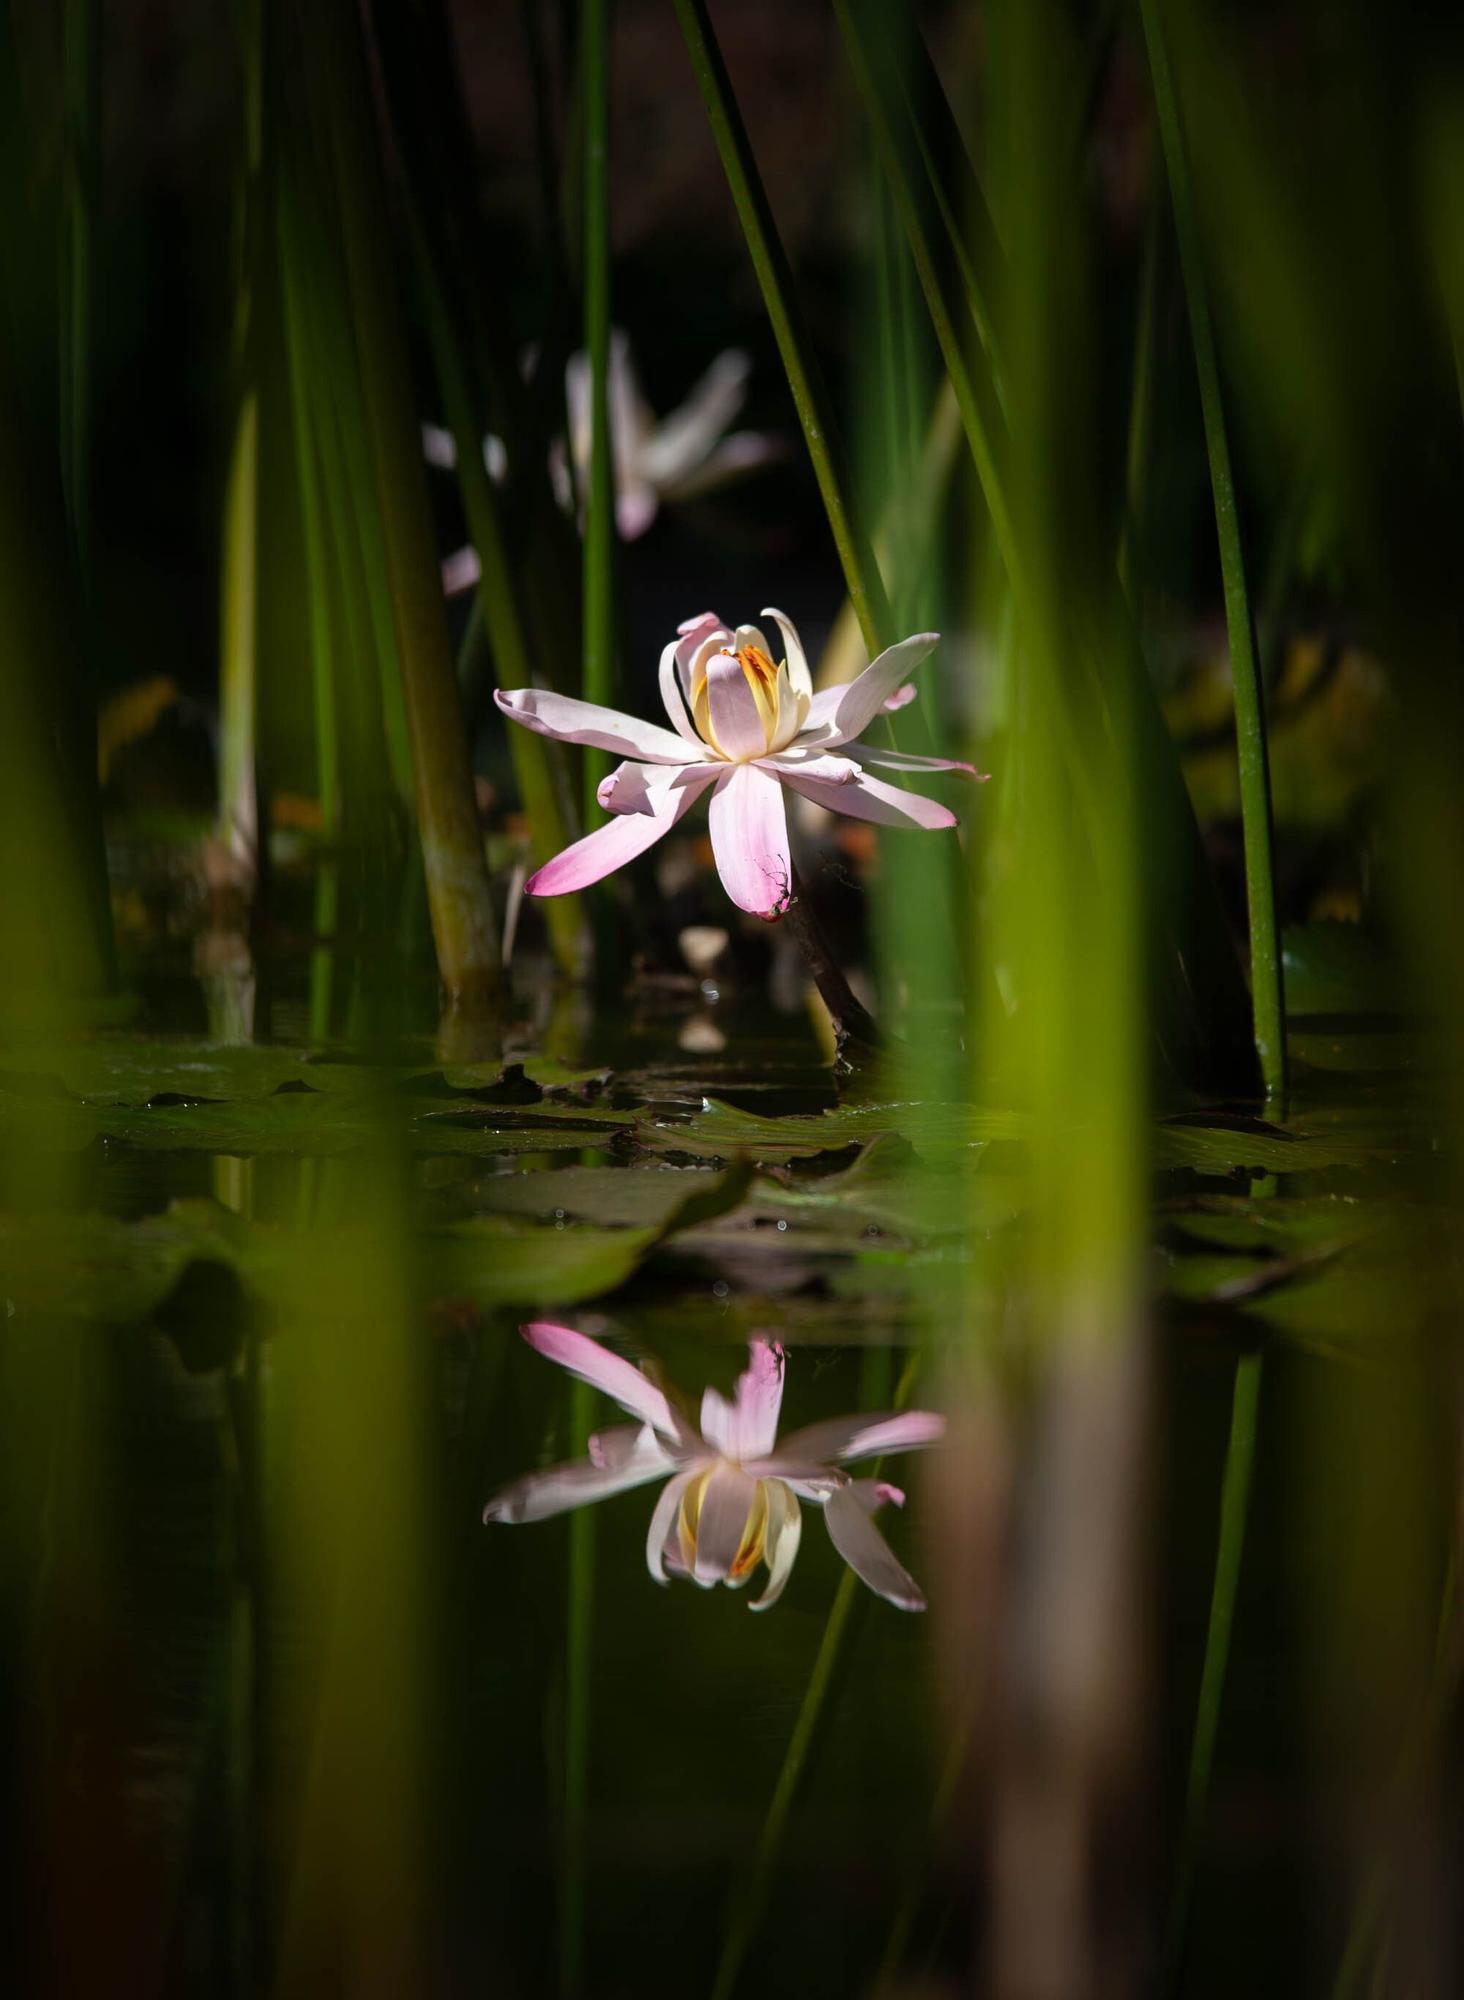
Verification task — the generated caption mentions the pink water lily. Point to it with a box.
[483,1321,945,1611]
[494,608,981,920]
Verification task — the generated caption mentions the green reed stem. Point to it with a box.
[1140,0,1285,1097]
[413,234,590,976]
[671,0,892,654]
[710,1353,921,2000]
[562,1374,596,1999]
[580,0,616,825]
[311,0,499,1009]
[1163,1350,1262,1987]
[831,0,1014,585]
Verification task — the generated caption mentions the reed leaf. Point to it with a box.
[1140,0,1286,1096]
[671,0,892,653]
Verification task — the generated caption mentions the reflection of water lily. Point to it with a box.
[495,608,981,920]
[483,1321,944,1611]
[425,334,784,592]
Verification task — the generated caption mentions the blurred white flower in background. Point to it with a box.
[423,330,785,594]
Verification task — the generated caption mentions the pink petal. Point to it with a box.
[693,1462,758,1585]
[882,684,918,713]
[730,1337,785,1459]
[853,745,986,780]
[483,1439,673,1525]
[644,1465,703,1584]
[707,764,794,919]
[749,1481,802,1611]
[757,751,860,785]
[772,1409,946,1467]
[526,767,713,896]
[823,1482,926,1610]
[799,632,939,747]
[495,687,692,764]
[519,1321,680,1437]
[779,765,957,831]
[597,759,710,817]
[704,648,770,762]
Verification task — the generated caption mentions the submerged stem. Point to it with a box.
[782,864,881,1067]
[709,1354,921,2000]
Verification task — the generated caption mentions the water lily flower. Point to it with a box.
[483,1321,945,1611]
[495,607,981,920]
[424,333,785,593]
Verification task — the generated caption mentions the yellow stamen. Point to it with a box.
[729,1481,769,1581]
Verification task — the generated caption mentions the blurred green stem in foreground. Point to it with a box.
[1140,0,1286,1097]
[672,0,892,655]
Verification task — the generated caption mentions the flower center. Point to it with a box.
[677,1467,771,1583]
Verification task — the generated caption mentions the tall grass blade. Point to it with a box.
[1140,0,1286,1097]
[366,0,589,973]
[302,0,499,1009]
[671,0,892,652]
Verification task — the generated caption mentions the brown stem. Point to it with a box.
[782,864,881,1069]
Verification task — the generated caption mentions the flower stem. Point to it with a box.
[1139,0,1286,1098]
[581,0,616,826]
[670,0,892,656]
[1163,1350,1262,1987]
[782,864,881,1067]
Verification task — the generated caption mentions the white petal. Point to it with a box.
[659,639,710,751]
[750,1481,803,1611]
[797,633,940,748]
[495,687,696,764]
[777,765,958,831]
[762,607,812,699]
[823,1482,926,1610]
[636,348,750,488]
[644,1466,703,1584]
[484,1438,673,1525]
